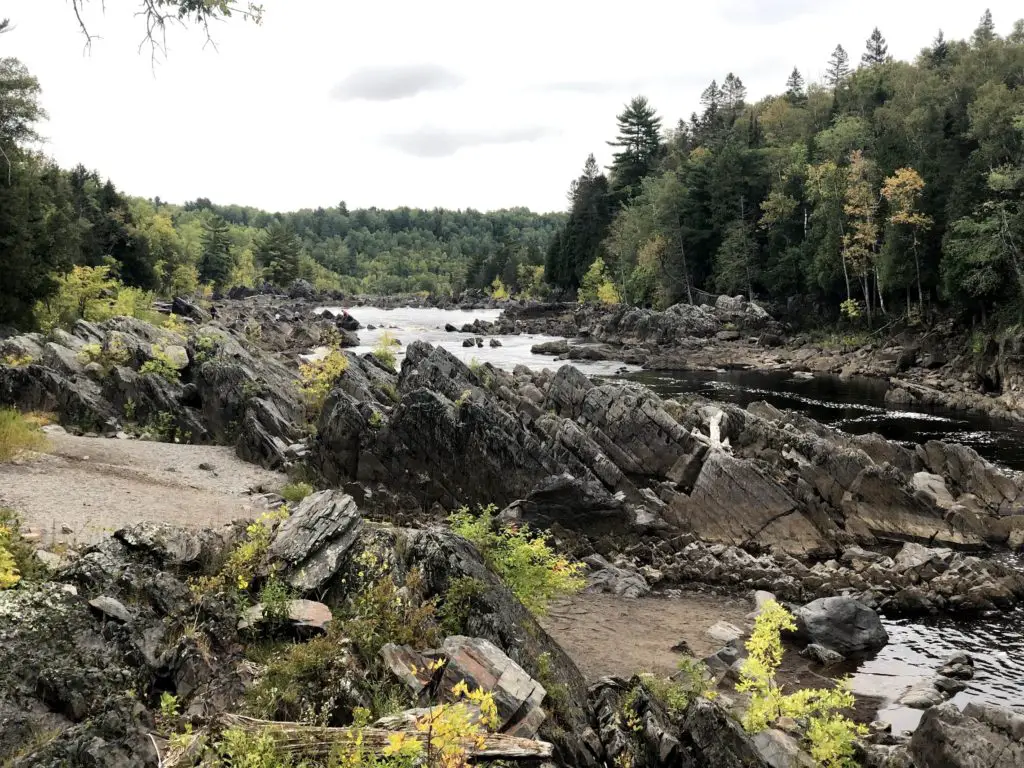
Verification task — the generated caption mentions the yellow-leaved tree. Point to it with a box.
[881,167,932,314]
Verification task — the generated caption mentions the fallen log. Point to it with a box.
[163,712,554,766]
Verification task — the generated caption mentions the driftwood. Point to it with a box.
[163,712,553,766]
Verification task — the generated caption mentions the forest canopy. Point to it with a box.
[2,10,1024,329]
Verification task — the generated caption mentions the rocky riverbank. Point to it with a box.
[3,295,1024,766]
[499,297,1024,424]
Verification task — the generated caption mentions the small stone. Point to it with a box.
[800,643,845,667]
[899,682,947,709]
[198,462,215,471]
[35,550,63,570]
[88,596,133,624]
[936,662,974,680]
[61,525,74,534]
[933,675,968,695]
[705,620,745,645]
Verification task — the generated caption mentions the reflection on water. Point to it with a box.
[623,368,1024,471]
[319,306,639,377]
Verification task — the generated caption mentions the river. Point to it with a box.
[327,306,1024,728]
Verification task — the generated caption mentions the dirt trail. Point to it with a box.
[0,428,287,547]
[540,591,754,681]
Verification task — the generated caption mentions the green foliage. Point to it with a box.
[372,331,399,371]
[454,389,472,408]
[35,266,160,331]
[213,727,289,768]
[578,257,620,304]
[489,277,510,300]
[839,299,861,320]
[192,509,288,597]
[193,333,220,363]
[448,505,585,615]
[299,349,349,416]
[1,353,33,367]
[0,408,48,462]
[639,658,717,718]
[255,221,301,287]
[280,482,314,504]
[77,338,131,371]
[139,344,181,382]
[736,600,866,768]
[368,411,383,429]
[437,576,486,635]
[535,651,572,716]
[0,508,47,584]
[257,573,294,624]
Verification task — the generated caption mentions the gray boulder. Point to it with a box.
[265,491,364,592]
[909,701,1024,768]
[793,596,888,657]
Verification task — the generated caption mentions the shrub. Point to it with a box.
[0,508,46,584]
[77,337,131,371]
[139,345,181,382]
[193,333,220,363]
[736,600,866,768]
[368,410,383,429]
[839,298,861,320]
[280,482,314,504]
[1,353,33,367]
[0,408,48,463]
[579,257,620,305]
[299,348,349,416]
[637,658,716,719]
[192,509,289,598]
[437,575,486,635]
[372,331,399,371]
[448,505,585,615]
[490,277,510,301]
[35,265,161,330]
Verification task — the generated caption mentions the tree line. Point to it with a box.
[0,55,561,328]
[546,11,1024,325]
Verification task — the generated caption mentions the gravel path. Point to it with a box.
[0,428,288,547]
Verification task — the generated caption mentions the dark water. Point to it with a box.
[619,368,1024,726]
[623,368,1024,471]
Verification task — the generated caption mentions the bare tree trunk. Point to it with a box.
[913,230,924,311]
[875,266,887,315]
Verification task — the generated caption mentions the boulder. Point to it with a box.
[793,597,888,657]
[909,702,1024,768]
[531,340,570,356]
[583,555,650,598]
[265,491,364,592]
[238,599,332,633]
[799,644,844,667]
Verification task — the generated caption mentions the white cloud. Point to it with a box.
[1,0,1018,212]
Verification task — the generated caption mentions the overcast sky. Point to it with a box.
[3,1,1020,213]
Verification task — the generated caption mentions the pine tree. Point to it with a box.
[785,68,805,103]
[606,96,663,201]
[255,221,301,287]
[546,155,613,291]
[929,30,949,67]
[825,45,851,88]
[199,215,234,292]
[972,9,996,47]
[721,73,747,110]
[861,27,890,66]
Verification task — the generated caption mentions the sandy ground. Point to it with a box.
[0,428,287,547]
[540,591,755,681]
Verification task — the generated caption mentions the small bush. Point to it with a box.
[77,337,131,372]
[490,277,510,301]
[0,408,48,463]
[449,505,585,615]
[35,265,161,330]
[257,573,294,624]
[736,600,866,768]
[839,298,861,320]
[139,345,181,382]
[280,482,314,504]
[636,658,716,720]
[0,508,46,584]
[299,348,349,416]
[192,509,289,598]
[437,575,486,635]
[1,353,33,367]
[373,331,399,371]
[192,334,220,363]
[368,410,383,429]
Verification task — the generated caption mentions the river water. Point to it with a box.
[328,306,1024,726]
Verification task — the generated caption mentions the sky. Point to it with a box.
[2,1,1021,214]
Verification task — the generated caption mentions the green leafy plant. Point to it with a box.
[0,408,48,463]
[280,482,314,504]
[193,334,220,363]
[0,508,46,585]
[1,353,33,367]
[638,658,716,719]
[489,276,510,300]
[437,575,486,635]
[454,389,472,408]
[736,600,866,768]
[578,257,621,305]
[257,573,294,624]
[77,337,131,372]
[192,509,289,598]
[535,651,572,716]
[368,411,383,429]
[299,348,349,416]
[839,298,861,320]
[373,331,399,371]
[449,505,585,615]
[35,265,162,330]
[139,344,181,382]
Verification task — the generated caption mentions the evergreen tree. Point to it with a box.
[714,219,757,297]
[785,68,806,103]
[861,27,890,66]
[255,221,301,287]
[721,73,747,110]
[607,96,663,201]
[198,215,234,292]
[972,9,996,47]
[546,155,612,291]
[928,30,949,67]
[825,45,851,88]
